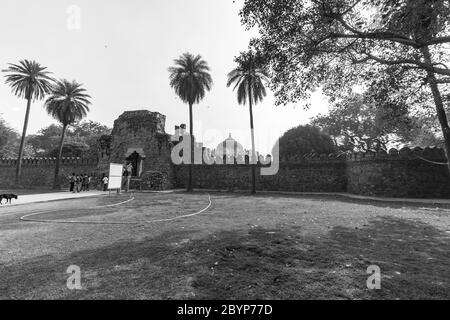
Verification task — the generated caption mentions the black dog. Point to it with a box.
[0,193,18,205]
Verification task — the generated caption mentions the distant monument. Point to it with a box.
[215,133,245,158]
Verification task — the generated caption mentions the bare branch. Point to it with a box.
[353,52,450,76]
[331,13,450,48]
[435,78,450,84]
[333,15,420,47]
[426,36,450,46]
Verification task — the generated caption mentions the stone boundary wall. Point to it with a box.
[174,160,348,193]
[0,157,100,189]
[346,147,450,198]
[1,147,450,198]
[174,147,450,198]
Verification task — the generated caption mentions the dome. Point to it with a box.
[216,133,245,157]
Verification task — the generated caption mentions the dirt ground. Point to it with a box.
[0,191,449,299]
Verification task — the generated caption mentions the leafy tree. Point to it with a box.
[315,64,443,151]
[312,92,416,152]
[27,124,62,156]
[227,50,269,193]
[46,143,88,158]
[240,0,450,171]
[2,60,54,184]
[278,125,336,159]
[27,121,111,159]
[408,120,444,148]
[44,79,91,189]
[0,117,20,158]
[71,120,111,138]
[168,53,213,192]
[68,120,111,160]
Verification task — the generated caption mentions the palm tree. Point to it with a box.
[227,51,269,194]
[168,53,213,192]
[44,79,91,189]
[2,60,54,184]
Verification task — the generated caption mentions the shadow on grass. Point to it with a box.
[1,217,449,299]
[209,191,450,210]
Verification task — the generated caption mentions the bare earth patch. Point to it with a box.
[0,192,449,299]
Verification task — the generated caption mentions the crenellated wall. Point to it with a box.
[173,157,347,193]
[0,157,98,167]
[0,157,100,189]
[174,146,450,198]
[1,147,450,198]
[346,147,450,198]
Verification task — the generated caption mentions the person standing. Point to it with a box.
[80,174,85,191]
[102,174,109,192]
[87,174,91,191]
[68,173,76,193]
[76,174,82,193]
[124,162,133,192]
[82,174,89,191]
[126,162,133,177]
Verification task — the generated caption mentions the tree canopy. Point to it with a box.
[27,121,111,159]
[312,91,421,152]
[0,117,19,158]
[241,0,450,170]
[168,53,213,106]
[44,79,91,127]
[2,59,54,101]
[278,125,337,158]
[227,50,270,106]
[240,0,450,104]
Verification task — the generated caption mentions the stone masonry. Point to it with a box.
[1,110,450,198]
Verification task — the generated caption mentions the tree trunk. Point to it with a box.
[188,102,194,192]
[248,82,256,194]
[421,46,450,174]
[15,96,32,185]
[53,124,67,190]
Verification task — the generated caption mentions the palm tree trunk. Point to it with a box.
[15,96,32,185]
[421,46,450,174]
[53,124,67,190]
[188,102,194,192]
[248,83,256,194]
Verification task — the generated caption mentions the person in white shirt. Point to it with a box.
[102,174,109,191]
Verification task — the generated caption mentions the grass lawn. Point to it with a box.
[0,192,449,300]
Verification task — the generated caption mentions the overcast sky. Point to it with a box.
[0,0,329,154]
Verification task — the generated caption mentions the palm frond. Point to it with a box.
[227,51,270,106]
[44,79,91,126]
[168,52,213,105]
[2,59,55,101]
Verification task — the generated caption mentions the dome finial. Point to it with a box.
[229,133,232,138]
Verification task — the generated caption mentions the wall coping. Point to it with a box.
[0,147,445,167]
[0,157,98,166]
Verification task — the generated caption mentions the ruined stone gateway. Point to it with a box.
[1,109,450,198]
[97,110,175,190]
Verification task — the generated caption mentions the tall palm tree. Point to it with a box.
[2,60,54,184]
[227,51,269,194]
[44,79,91,189]
[168,53,213,192]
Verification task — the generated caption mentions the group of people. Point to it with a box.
[66,162,133,193]
[68,173,92,193]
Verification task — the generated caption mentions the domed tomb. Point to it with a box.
[215,133,245,157]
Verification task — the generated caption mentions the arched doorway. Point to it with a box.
[125,148,146,177]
